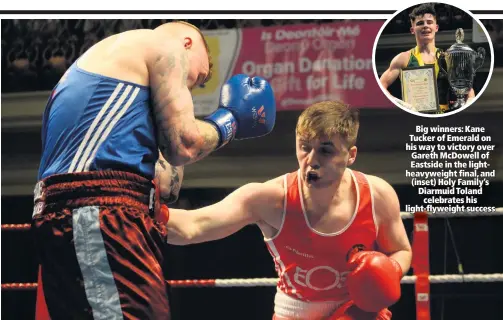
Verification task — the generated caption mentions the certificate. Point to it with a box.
[400,65,439,114]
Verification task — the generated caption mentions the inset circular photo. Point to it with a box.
[373,2,494,117]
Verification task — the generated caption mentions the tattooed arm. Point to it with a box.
[146,37,219,166]
[155,152,184,204]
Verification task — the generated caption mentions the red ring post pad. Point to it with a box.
[413,211,431,320]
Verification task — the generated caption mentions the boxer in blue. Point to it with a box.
[32,21,276,319]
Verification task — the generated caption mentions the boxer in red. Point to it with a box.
[160,100,412,319]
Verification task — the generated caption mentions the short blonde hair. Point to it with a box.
[173,20,213,84]
[296,101,360,147]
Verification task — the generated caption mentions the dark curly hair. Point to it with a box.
[409,3,437,25]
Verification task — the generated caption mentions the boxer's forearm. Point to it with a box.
[166,188,259,245]
[166,226,194,245]
[165,209,197,245]
[388,249,412,276]
[149,43,220,166]
[165,208,234,246]
[166,210,245,245]
[166,226,192,245]
[191,119,220,163]
[155,155,184,204]
[158,118,220,167]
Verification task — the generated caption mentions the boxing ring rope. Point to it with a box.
[3,274,503,291]
[2,224,31,231]
[400,207,503,219]
[3,207,502,231]
[3,208,503,320]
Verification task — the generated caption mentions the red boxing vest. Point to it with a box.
[265,169,378,302]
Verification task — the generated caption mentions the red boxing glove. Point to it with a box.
[329,300,392,320]
[152,180,169,224]
[157,204,170,224]
[346,251,402,312]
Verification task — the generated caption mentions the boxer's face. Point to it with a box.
[184,37,210,90]
[296,134,357,189]
[410,14,438,42]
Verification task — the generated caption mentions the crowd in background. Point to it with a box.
[2,13,502,93]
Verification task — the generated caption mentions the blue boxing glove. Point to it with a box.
[204,74,276,149]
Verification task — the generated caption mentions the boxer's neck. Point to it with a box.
[301,170,350,216]
[417,41,436,55]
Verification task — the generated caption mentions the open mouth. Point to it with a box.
[421,30,432,35]
[307,172,320,183]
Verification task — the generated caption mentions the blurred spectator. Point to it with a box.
[486,20,503,51]
[4,37,40,92]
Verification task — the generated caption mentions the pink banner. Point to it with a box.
[231,21,391,110]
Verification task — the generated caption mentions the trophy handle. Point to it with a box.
[436,50,448,75]
[474,47,486,71]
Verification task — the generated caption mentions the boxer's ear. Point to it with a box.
[347,146,357,166]
[183,37,193,49]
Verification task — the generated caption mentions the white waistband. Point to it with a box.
[273,289,347,320]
